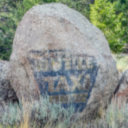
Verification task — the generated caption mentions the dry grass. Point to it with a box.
[1,97,128,128]
[113,54,128,72]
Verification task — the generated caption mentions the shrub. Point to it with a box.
[90,0,126,53]
[0,0,17,60]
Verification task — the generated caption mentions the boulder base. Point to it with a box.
[0,60,18,103]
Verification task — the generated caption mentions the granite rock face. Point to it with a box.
[115,70,128,102]
[10,3,118,118]
[118,70,128,92]
[0,60,18,120]
[0,60,18,103]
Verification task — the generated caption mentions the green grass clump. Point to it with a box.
[1,96,75,128]
[1,97,128,128]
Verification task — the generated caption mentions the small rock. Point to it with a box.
[114,70,128,102]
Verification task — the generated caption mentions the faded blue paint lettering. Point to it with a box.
[28,50,99,111]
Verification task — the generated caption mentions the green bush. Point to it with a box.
[113,0,128,52]
[90,0,126,53]
[0,0,45,60]
[0,0,17,60]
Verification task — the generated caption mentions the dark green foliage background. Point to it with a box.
[0,0,127,60]
[90,0,128,53]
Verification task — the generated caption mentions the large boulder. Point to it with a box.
[10,3,118,118]
[0,60,18,103]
